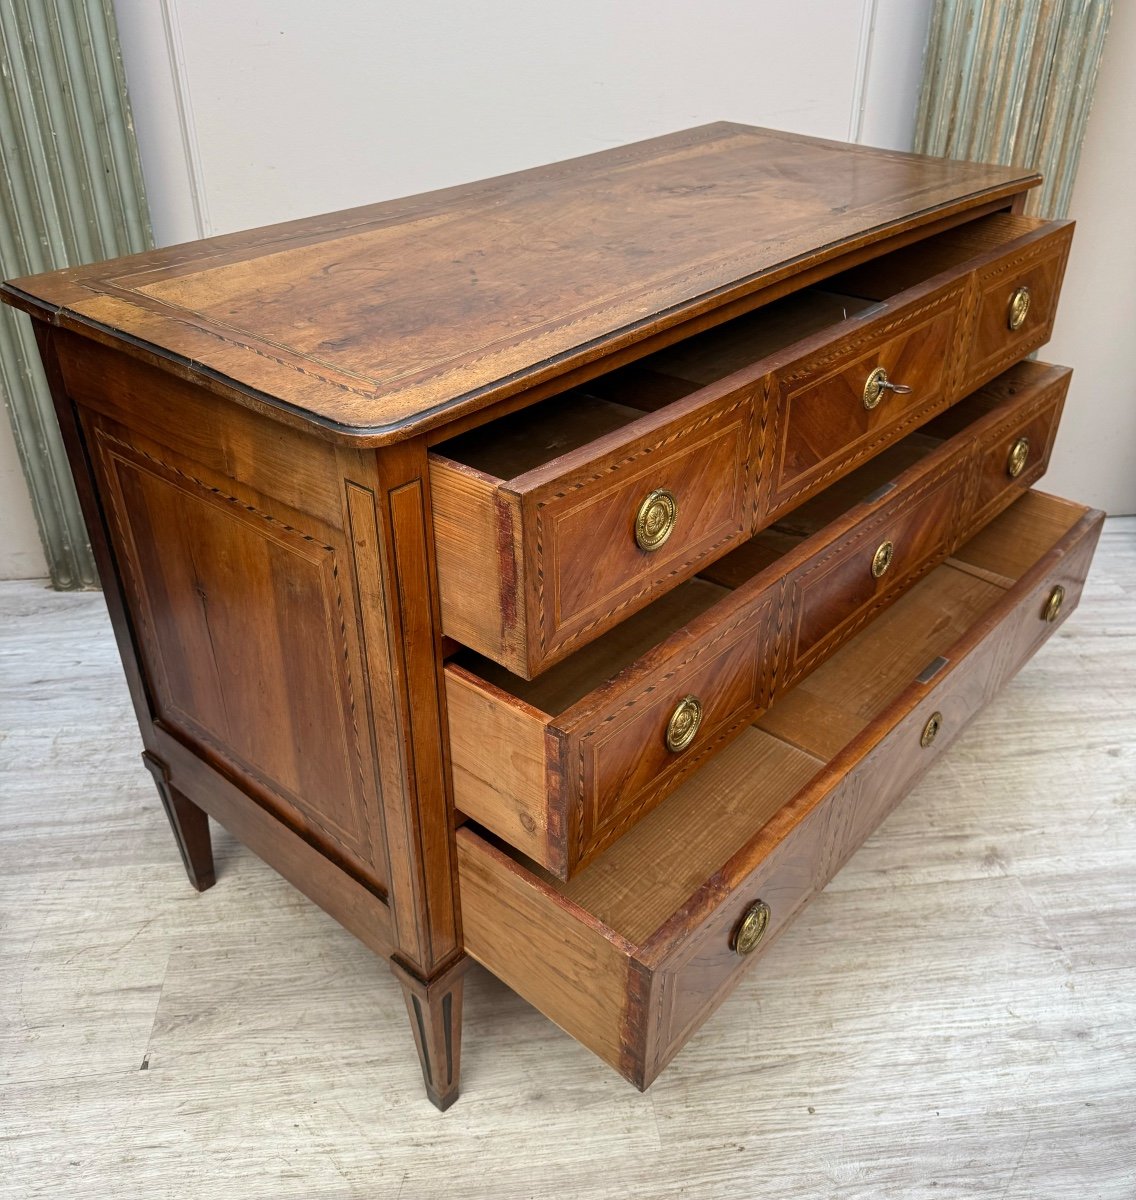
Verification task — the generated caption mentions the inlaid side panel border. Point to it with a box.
[84,416,388,882]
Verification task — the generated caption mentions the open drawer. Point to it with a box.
[446,360,1071,878]
[457,490,1103,1090]
[831,211,1074,403]
[430,213,1072,677]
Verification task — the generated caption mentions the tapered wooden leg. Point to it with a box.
[142,751,215,892]
[390,955,468,1110]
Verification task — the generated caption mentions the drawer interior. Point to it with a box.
[827,212,1056,302]
[475,489,1088,944]
[445,376,1047,721]
[431,213,1054,486]
[431,289,876,482]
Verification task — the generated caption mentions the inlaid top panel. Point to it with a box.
[3,123,1037,442]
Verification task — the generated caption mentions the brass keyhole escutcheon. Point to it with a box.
[1043,584,1065,623]
[635,488,678,552]
[871,539,894,579]
[733,900,771,956]
[862,366,913,410]
[1007,436,1030,479]
[665,695,702,753]
[920,710,943,748]
[1008,285,1032,331]
[862,366,888,409]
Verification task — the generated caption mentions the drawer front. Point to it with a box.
[432,384,758,679]
[762,281,966,519]
[783,466,965,685]
[961,379,1066,539]
[646,653,992,1077]
[450,361,1073,879]
[958,222,1072,396]
[563,591,778,868]
[647,507,1102,1079]
[527,390,755,665]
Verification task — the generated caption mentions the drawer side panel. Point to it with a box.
[457,831,637,1078]
[430,457,526,669]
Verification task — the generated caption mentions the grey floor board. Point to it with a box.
[1,516,1133,1199]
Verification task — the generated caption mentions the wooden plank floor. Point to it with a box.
[2,518,1133,1200]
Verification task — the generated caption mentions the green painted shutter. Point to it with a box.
[0,0,152,588]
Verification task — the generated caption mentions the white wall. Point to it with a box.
[3,0,940,580]
[117,0,932,246]
[0,412,45,579]
[1039,1,1136,516]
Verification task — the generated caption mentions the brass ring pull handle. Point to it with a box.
[733,900,771,956]
[665,695,703,753]
[871,539,894,579]
[1008,285,1032,331]
[863,366,914,410]
[920,711,943,748]
[1007,436,1031,479]
[635,488,678,552]
[1043,584,1065,623]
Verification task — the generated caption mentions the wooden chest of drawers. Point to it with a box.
[4,124,1100,1109]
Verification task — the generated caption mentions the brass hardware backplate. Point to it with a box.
[1043,584,1065,623]
[665,695,703,752]
[635,488,678,552]
[733,900,771,956]
[863,366,913,410]
[1007,436,1030,478]
[863,366,888,409]
[921,710,943,748]
[1008,285,1032,331]
[871,539,894,578]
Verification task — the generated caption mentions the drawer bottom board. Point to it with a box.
[456,490,1102,1089]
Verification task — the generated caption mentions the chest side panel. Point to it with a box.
[61,334,393,891]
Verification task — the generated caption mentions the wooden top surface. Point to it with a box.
[3,123,1038,443]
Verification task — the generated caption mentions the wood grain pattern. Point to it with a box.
[756,566,1004,760]
[87,415,387,878]
[760,279,966,518]
[525,387,756,668]
[332,441,468,1104]
[150,727,396,962]
[557,732,824,942]
[955,368,1068,538]
[957,219,1074,395]
[2,124,1039,442]
[781,462,964,682]
[458,494,1103,1089]
[830,212,1062,300]
[457,831,637,1074]
[428,458,526,669]
[951,487,1086,580]
[449,361,1071,877]
[57,334,344,525]
[829,212,1073,402]
[387,468,461,967]
[445,665,553,869]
